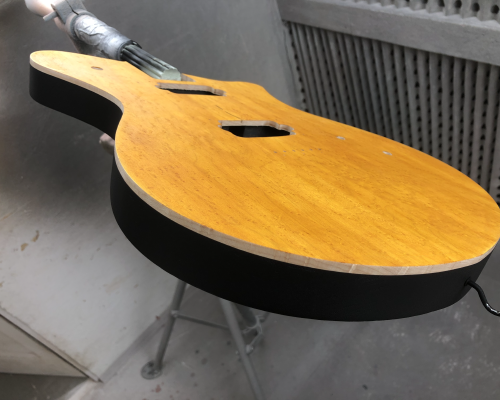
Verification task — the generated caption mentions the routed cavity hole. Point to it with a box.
[156,82,225,96]
[91,66,103,70]
[167,89,216,95]
[492,4,499,13]
[220,120,295,138]
[471,2,480,11]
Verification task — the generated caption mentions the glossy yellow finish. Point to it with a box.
[30,51,500,275]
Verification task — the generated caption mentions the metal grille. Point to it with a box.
[349,0,500,22]
[288,22,500,201]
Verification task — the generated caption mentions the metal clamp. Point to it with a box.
[466,279,500,317]
[28,0,181,80]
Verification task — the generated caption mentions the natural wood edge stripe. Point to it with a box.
[115,155,496,276]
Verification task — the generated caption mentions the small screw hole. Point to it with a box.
[91,66,103,70]
[492,4,499,13]
[471,2,480,12]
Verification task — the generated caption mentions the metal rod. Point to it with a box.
[141,279,187,379]
[219,298,266,400]
[173,312,229,330]
[258,312,270,323]
[127,46,167,71]
[233,303,259,329]
[122,48,163,77]
[466,279,500,317]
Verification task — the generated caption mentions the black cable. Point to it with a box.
[466,279,500,317]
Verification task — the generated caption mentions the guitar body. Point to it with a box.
[30,51,500,321]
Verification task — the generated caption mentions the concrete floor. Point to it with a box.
[2,250,500,400]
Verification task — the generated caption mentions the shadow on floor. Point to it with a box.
[0,373,87,400]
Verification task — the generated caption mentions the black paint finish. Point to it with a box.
[30,63,490,321]
[29,65,123,139]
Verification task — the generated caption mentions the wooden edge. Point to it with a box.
[115,155,497,276]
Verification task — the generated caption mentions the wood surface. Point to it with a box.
[30,51,500,275]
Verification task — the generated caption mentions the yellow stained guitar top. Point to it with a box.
[31,51,500,275]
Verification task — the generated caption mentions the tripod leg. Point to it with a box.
[233,303,259,328]
[141,279,187,379]
[219,298,266,400]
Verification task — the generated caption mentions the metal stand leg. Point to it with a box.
[219,298,266,400]
[141,279,187,379]
[233,303,266,354]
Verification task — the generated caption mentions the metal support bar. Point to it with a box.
[233,303,266,355]
[141,279,187,379]
[258,312,270,323]
[219,298,266,400]
[141,279,267,400]
[172,312,229,330]
[234,303,259,328]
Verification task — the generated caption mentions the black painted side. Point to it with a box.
[29,65,123,138]
[110,161,489,321]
